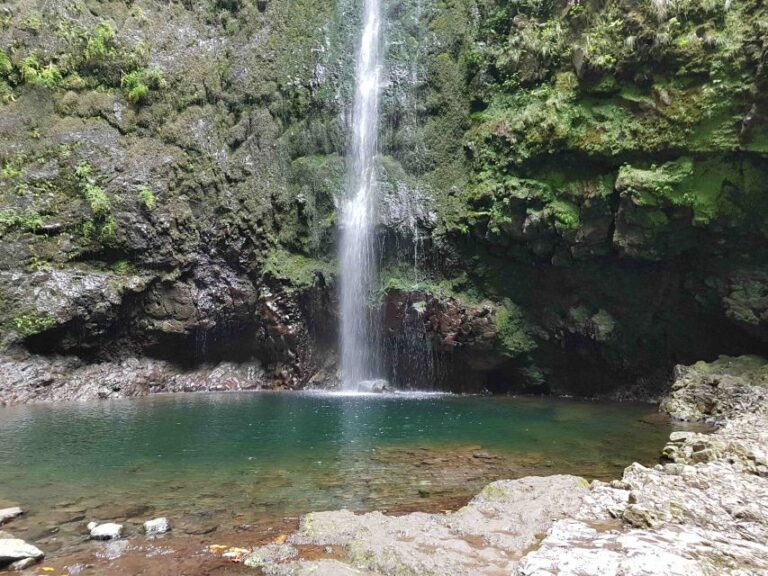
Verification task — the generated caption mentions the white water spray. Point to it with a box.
[339,0,383,389]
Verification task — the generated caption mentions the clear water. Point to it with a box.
[339,0,383,388]
[0,392,676,528]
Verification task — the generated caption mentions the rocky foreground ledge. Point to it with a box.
[225,356,768,576]
[0,350,270,405]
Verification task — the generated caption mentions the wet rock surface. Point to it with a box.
[0,0,766,399]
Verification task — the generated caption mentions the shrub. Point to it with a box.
[83,183,110,215]
[85,22,117,61]
[121,68,166,104]
[137,186,157,209]
[20,55,62,88]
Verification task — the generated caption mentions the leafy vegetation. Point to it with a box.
[13,313,57,337]
[121,68,166,104]
[138,186,157,210]
[75,162,117,244]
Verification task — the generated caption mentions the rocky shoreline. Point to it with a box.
[0,348,271,405]
[216,355,768,575]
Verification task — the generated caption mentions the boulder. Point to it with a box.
[0,538,44,568]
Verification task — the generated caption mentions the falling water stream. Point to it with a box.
[339,0,383,389]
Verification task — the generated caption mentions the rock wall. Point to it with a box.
[1,0,767,397]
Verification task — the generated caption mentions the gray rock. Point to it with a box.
[9,557,38,571]
[0,538,44,568]
[143,517,171,535]
[252,475,589,576]
[0,351,266,405]
[0,508,23,525]
[517,357,768,575]
[89,522,124,540]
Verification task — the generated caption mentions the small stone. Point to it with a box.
[669,431,694,443]
[0,508,23,525]
[89,523,123,540]
[143,517,170,535]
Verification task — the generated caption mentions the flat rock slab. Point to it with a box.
[0,538,44,567]
[0,508,23,525]
[247,475,589,576]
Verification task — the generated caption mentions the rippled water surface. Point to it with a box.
[0,392,677,558]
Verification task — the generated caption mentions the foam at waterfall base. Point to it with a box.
[304,382,455,398]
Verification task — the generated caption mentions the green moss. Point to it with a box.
[110,260,134,275]
[74,162,118,245]
[495,299,536,358]
[1,157,25,179]
[20,55,62,88]
[264,248,336,288]
[616,158,695,208]
[548,199,580,230]
[616,157,767,226]
[13,313,57,337]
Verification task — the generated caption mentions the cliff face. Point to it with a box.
[0,0,766,395]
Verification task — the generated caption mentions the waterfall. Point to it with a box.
[339,0,383,389]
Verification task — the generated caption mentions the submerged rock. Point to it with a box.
[0,538,44,569]
[143,517,171,536]
[88,522,124,541]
